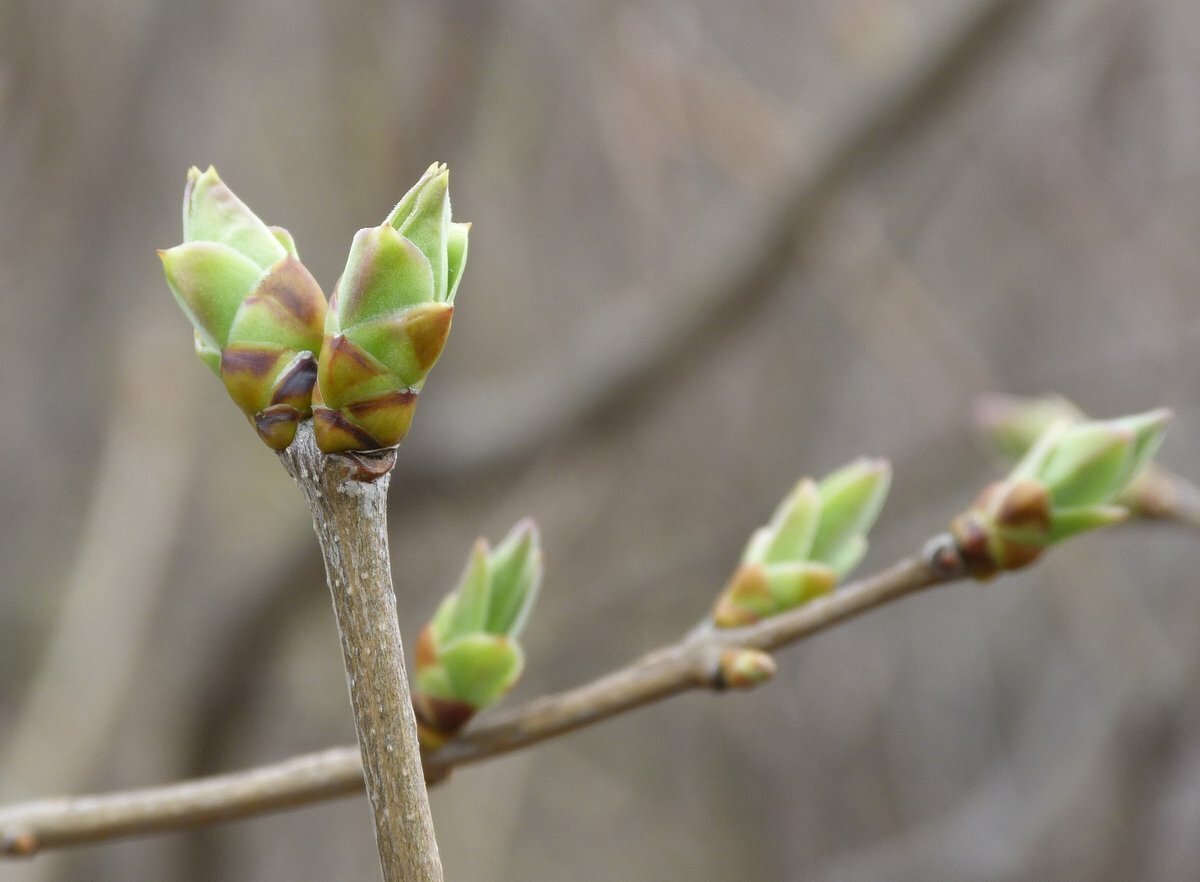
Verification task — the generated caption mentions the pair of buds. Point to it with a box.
[160,164,469,453]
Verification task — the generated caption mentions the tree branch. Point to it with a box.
[0,544,951,856]
[2,469,1193,857]
[276,424,442,882]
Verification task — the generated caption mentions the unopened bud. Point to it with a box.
[716,648,777,690]
[161,166,326,449]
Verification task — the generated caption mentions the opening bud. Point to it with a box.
[314,163,470,452]
[713,459,891,627]
[951,408,1171,577]
[413,520,542,745]
[716,648,777,690]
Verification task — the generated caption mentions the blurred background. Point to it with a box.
[2,0,1200,878]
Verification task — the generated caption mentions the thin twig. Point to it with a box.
[0,750,364,857]
[276,424,442,882]
[0,546,949,856]
[428,555,941,772]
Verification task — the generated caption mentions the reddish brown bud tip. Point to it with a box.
[951,479,1052,578]
[412,692,477,749]
[253,404,304,450]
[312,406,385,453]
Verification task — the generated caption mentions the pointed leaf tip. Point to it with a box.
[762,478,821,564]
[182,165,286,269]
[486,519,543,637]
[809,457,891,569]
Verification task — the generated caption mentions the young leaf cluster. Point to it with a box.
[161,164,469,453]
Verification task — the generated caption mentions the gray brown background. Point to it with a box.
[2,0,1200,879]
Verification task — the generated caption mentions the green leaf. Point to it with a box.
[392,168,450,301]
[183,166,287,270]
[336,225,437,328]
[440,634,524,709]
[740,527,773,565]
[225,260,326,352]
[1010,419,1071,483]
[385,162,444,229]
[446,540,492,639]
[160,241,263,348]
[429,594,459,643]
[821,535,868,578]
[485,519,542,636]
[762,561,838,609]
[193,331,221,376]
[809,458,891,566]
[762,479,820,564]
[270,226,298,258]
[1048,504,1129,543]
[1116,409,1172,481]
[1039,424,1135,507]
[414,664,455,702]
[446,222,470,304]
[343,302,453,389]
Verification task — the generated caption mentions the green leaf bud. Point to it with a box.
[413,519,543,745]
[161,166,326,449]
[1037,423,1141,507]
[435,633,524,710]
[950,409,1171,577]
[712,459,889,627]
[314,163,469,453]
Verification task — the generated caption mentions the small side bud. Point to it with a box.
[413,519,543,746]
[715,648,777,690]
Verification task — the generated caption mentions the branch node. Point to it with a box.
[328,449,398,483]
[922,532,969,578]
